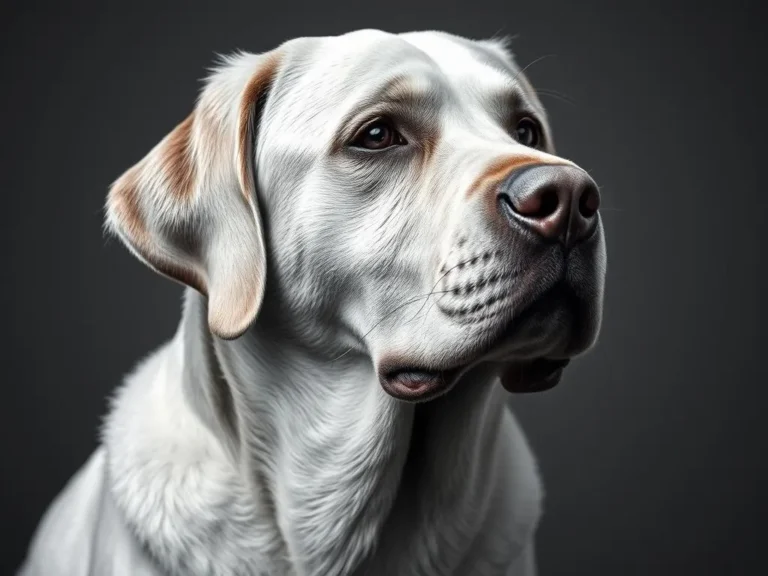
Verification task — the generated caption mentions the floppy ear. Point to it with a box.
[105,51,281,339]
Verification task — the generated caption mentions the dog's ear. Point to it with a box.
[105,51,281,339]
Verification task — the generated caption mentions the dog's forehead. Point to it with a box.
[274,30,529,116]
[398,31,520,88]
[346,30,519,91]
[259,30,549,165]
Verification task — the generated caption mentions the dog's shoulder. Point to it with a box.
[19,342,179,576]
[20,444,166,576]
[101,337,290,575]
[19,448,104,575]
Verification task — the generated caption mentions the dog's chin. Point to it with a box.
[378,282,601,403]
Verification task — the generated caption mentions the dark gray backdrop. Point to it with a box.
[2,0,765,574]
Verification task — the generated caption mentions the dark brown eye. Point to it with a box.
[514,117,542,149]
[351,118,406,150]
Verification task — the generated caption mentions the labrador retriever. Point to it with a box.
[19,29,606,576]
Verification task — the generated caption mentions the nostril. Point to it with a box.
[512,186,560,219]
[578,184,601,219]
[536,188,560,219]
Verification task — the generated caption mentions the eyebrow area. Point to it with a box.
[332,73,444,151]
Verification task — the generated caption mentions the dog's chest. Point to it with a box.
[109,442,292,576]
[103,341,541,576]
[114,451,529,576]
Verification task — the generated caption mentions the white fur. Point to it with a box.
[20,29,605,576]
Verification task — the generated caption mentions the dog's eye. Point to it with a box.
[513,118,542,149]
[351,118,407,150]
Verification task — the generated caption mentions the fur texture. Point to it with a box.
[20,29,606,576]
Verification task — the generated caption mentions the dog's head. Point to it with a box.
[106,30,606,402]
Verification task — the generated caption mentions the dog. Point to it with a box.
[19,29,606,576]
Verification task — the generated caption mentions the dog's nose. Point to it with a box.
[498,165,600,248]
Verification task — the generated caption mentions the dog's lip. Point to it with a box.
[379,366,465,403]
[380,356,570,402]
[499,357,570,393]
[379,283,585,401]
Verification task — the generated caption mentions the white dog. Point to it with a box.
[20,29,606,576]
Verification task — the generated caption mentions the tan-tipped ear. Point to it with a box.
[106,51,282,339]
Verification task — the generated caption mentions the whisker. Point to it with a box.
[401,254,490,325]
[328,254,482,364]
[420,297,441,330]
[511,54,556,87]
[402,288,453,325]
[535,88,577,107]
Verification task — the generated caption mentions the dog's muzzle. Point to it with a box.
[414,162,605,400]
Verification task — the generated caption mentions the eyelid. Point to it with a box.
[340,105,396,146]
[350,116,389,143]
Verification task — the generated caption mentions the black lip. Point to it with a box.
[501,357,570,393]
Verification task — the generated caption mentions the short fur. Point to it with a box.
[20,29,606,576]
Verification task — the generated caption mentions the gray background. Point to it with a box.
[2,0,765,574]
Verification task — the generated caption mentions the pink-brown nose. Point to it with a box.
[498,164,601,248]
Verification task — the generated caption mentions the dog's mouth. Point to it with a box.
[379,281,595,403]
[381,357,570,402]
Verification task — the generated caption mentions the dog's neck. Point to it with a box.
[105,290,519,576]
